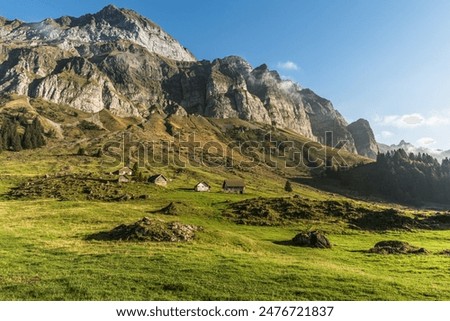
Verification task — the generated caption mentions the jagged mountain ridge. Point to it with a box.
[0,4,378,157]
[0,5,196,62]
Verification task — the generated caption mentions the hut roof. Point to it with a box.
[223,179,245,188]
[148,174,168,182]
[195,181,211,188]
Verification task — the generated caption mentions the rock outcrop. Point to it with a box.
[347,118,379,159]
[162,58,315,139]
[301,89,356,152]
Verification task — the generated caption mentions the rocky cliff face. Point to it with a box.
[300,89,356,152]
[162,58,314,139]
[0,5,196,62]
[347,118,379,159]
[0,5,378,155]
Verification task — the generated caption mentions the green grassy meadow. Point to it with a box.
[0,151,449,301]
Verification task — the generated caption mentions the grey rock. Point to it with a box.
[0,5,195,62]
[347,118,379,159]
[291,231,331,248]
[301,89,356,153]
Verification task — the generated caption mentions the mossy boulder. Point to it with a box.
[369,240,427,254]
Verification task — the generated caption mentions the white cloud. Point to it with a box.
[402,114,424,125]
[376,111,450,128]
[277,61,299,71]
[417,137,436,146]
[381,131,394,139]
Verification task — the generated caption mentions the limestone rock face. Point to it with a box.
[161,58,316,140]
[0,5,196,62]
[301,89,356,153]
[0,5,379,156]
[347,118,379,159]
[246,64,314,138]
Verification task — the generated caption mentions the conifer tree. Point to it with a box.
[31,118,45,148]
[10,121,22,151]
[22,123,33,149]
[284,180,293,192]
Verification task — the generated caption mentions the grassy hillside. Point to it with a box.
[0,149,449,300]
[0,95,449,301]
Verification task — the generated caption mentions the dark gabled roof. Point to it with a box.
[148,174,168,182]
[223,179,245,188]
[195,181,211,188]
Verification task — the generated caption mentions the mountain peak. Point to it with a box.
[347,119,379,159]
[99,4,121,13]
[0,5,196,62]
[353,118,370,125]
[93,4,136,24]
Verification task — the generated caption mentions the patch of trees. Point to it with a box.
[0,117,46,152]
[330,149,450,205]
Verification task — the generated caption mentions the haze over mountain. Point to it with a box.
[0,4,379,158]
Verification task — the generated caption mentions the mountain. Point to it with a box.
[347,118,379,159]
[378,140,414,154]
[0,5,196,62]
[0,5,377,156]
[378,140,450,161]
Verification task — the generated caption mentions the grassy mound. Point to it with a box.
[154,201,191,215]
[7,174,150,201]
[86,217,202,242]
[224,196,356,226]
[350,209,419,231]
[225,196,450,231]
[369,240,427,254]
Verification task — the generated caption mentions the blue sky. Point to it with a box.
[2,0,450,150]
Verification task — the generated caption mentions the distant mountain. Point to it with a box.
[378,140,450,161]
[0,4,378,156]
[347,118,379,159]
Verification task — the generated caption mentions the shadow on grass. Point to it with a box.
[85,231,113,241]
[273,240,296,246]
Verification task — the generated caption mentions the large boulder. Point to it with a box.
[291,231,331,248]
